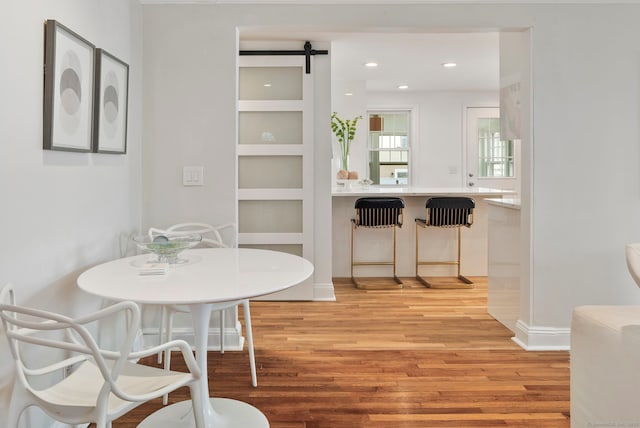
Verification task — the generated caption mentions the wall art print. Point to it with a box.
[93,49,129,154]
[43,20,95,152]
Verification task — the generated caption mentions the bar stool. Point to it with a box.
[415,197,475,288]
[351,197,405,289]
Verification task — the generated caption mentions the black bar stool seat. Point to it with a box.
[351,197,405,289]
[415,197,475,288]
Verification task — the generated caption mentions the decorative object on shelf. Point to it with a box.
[331,112,362,178]
[335,179,352,191]
[369,114,383,132]
[359,178,373,189]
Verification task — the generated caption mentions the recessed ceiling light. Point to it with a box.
[397,85,409,90]
[344,92,353,96]
[442,62,457,68]
[263,83,272,87]
[364,62,378,68]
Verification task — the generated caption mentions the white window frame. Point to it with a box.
[366,108,415,186]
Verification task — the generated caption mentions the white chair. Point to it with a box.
[149,222,236,249]
[569,244,640,426]
[626,242,640,287]
[149,223,257,403]
[0,283,204,428]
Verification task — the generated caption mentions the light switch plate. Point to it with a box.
[183,166,204,186]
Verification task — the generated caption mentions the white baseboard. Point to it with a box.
[313,281,336,301]
[513,320,571,350]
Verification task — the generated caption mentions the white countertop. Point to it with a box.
[332,184,515,197]
[485,197,521,209]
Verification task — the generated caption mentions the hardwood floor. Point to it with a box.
[119,277,570,427]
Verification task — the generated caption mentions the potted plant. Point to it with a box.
[331,112,362,180]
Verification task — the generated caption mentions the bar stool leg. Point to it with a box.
[456,227,473,285]
[350,221,355,281]
[394,225,402,285]
[393,225,400,283]
[415,222,420,281]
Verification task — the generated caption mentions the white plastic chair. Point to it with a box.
[0,283,204,428]
[149,222,236,249]
[626,243,640,287]
[149,223,257,404]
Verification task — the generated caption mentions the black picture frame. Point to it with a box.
[93,49,129,154]
[43,20,95,152]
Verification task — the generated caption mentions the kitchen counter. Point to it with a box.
[332,186,515,278]
[485,197,521,210]
[333,184,514,198]
[487,198,521,333]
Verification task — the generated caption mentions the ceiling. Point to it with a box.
[331,32,499,92]
[240,30,499,93]
[144,0,640,4]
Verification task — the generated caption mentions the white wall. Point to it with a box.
[141,8,239,230]
[526,5,640,346]
[142,7,335,298]
[331,83,499,187]
[366,90,498,187]
[330,80,500,189]
[141,3,640,350]
[0,1,142,426]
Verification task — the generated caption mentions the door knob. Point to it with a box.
[468,182,475,186]
[468,173,474,177]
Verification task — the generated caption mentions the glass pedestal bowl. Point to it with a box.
[132,234,202,264]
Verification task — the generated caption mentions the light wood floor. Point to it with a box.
[120,277,570,427]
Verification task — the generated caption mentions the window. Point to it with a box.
[477,117,514,178]
[368,111,410,185]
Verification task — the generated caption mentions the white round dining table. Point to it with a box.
[77,247,314,428]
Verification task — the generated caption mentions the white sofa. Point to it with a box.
[570,243,640,427]
[571,305,640,427]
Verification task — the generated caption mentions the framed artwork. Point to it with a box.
[43,20,95,152]
[93,49,129,154]
[500,80,521,140]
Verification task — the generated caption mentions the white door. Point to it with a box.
[237,54,314,300]
[466,107,518,192]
